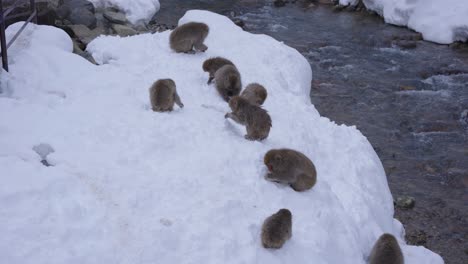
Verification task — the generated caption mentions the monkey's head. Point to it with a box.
[378,233,398,244]
[264,149,287,173]
[202,59,212,72]
[277,209,292,220]
[255,88,267,105]
[228,96,249,111]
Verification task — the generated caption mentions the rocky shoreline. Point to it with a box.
[3,0,467,263]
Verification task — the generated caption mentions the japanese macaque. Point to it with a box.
[225,96,271,141]
[149,79,184,112]
[369,233,404,264]
[169,22,209,53]
[202,57,234,84]
[261,209,292,249]
[263,148,317,191]
[214,65,242,102]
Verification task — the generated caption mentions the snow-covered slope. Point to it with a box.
[339,0,468,44]
[0,10,443,264]
[89,0,160,24]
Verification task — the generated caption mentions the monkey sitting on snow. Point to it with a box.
[369,233,404,264]
[261,208,292,249]
[202,57,235,84]
[225,96,271,141]
[263,148,317,192]
[149,79,184,112]
[169,22,209,53]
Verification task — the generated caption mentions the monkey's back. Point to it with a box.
[170,22,209,52]
[150,79,175,111]
[261,211,292,249]
[214,65,242,101]
[203,57,234,74]
[369,234,404,264]
[244,105,272,140]
[280,149,317,191]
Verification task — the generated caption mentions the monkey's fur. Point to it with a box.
[214,65,242,102]
[264,148,317,192]
[369,233,404,264]
[169,22,209,53]
[261,209,292,249]
[241,83,268,105]
[225,96,272,141]
[149,79,184,112]
[202,57,234,84]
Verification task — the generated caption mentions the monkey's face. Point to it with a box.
[228,96,241,111]
[264,150,284,172]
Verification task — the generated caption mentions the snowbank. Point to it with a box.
[0,10,443,264]
[339,0,468,44]
[89,0,160,24]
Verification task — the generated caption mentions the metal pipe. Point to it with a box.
[0,0,9,71]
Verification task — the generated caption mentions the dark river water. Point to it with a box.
[155,1,468,262]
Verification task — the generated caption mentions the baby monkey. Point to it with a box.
[225,96,272,141]
[169,22,209,53]
[369,233,404,264]
[202,57,234,84]
[264,148,317,192]
[149,79,184,112]
[215,65,242,102]
[261,209,292,249]
[241,83,268,106]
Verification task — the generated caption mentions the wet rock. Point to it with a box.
[316,0,335,5]
[395,196,416,209]
[399,85,416,91]
[274,0,286,8]
[65,24,103,46]
[68,9,97,29]
[63,0,95,14]
[103,10,128,25]
[111,24,137,37]
[394,40,417,49]
[73,41,97,64]
[332,5,346,12]
[232,18,245,29]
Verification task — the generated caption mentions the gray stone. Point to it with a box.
[103,10,128,25]
[66,24,103,45]
[395,196,416,209]
[273,0,286,8]
[69,9,97,29]
[63,0,95,13]
[112,24,138,37]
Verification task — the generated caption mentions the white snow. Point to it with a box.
[89,0,160,24]
[0,10,443,264]
[339,0,468,44]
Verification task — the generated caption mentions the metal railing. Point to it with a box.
[0,0,37,71]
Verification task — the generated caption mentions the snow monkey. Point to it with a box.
[202,57,234,84]
[369,233,404,264]
[263,148,317,192]
[169,22,209,53]
[149,79,184,112]
[225,96,272,141]
[241,83,268,106]
[261,209,292,249]
[214,65,242,102]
